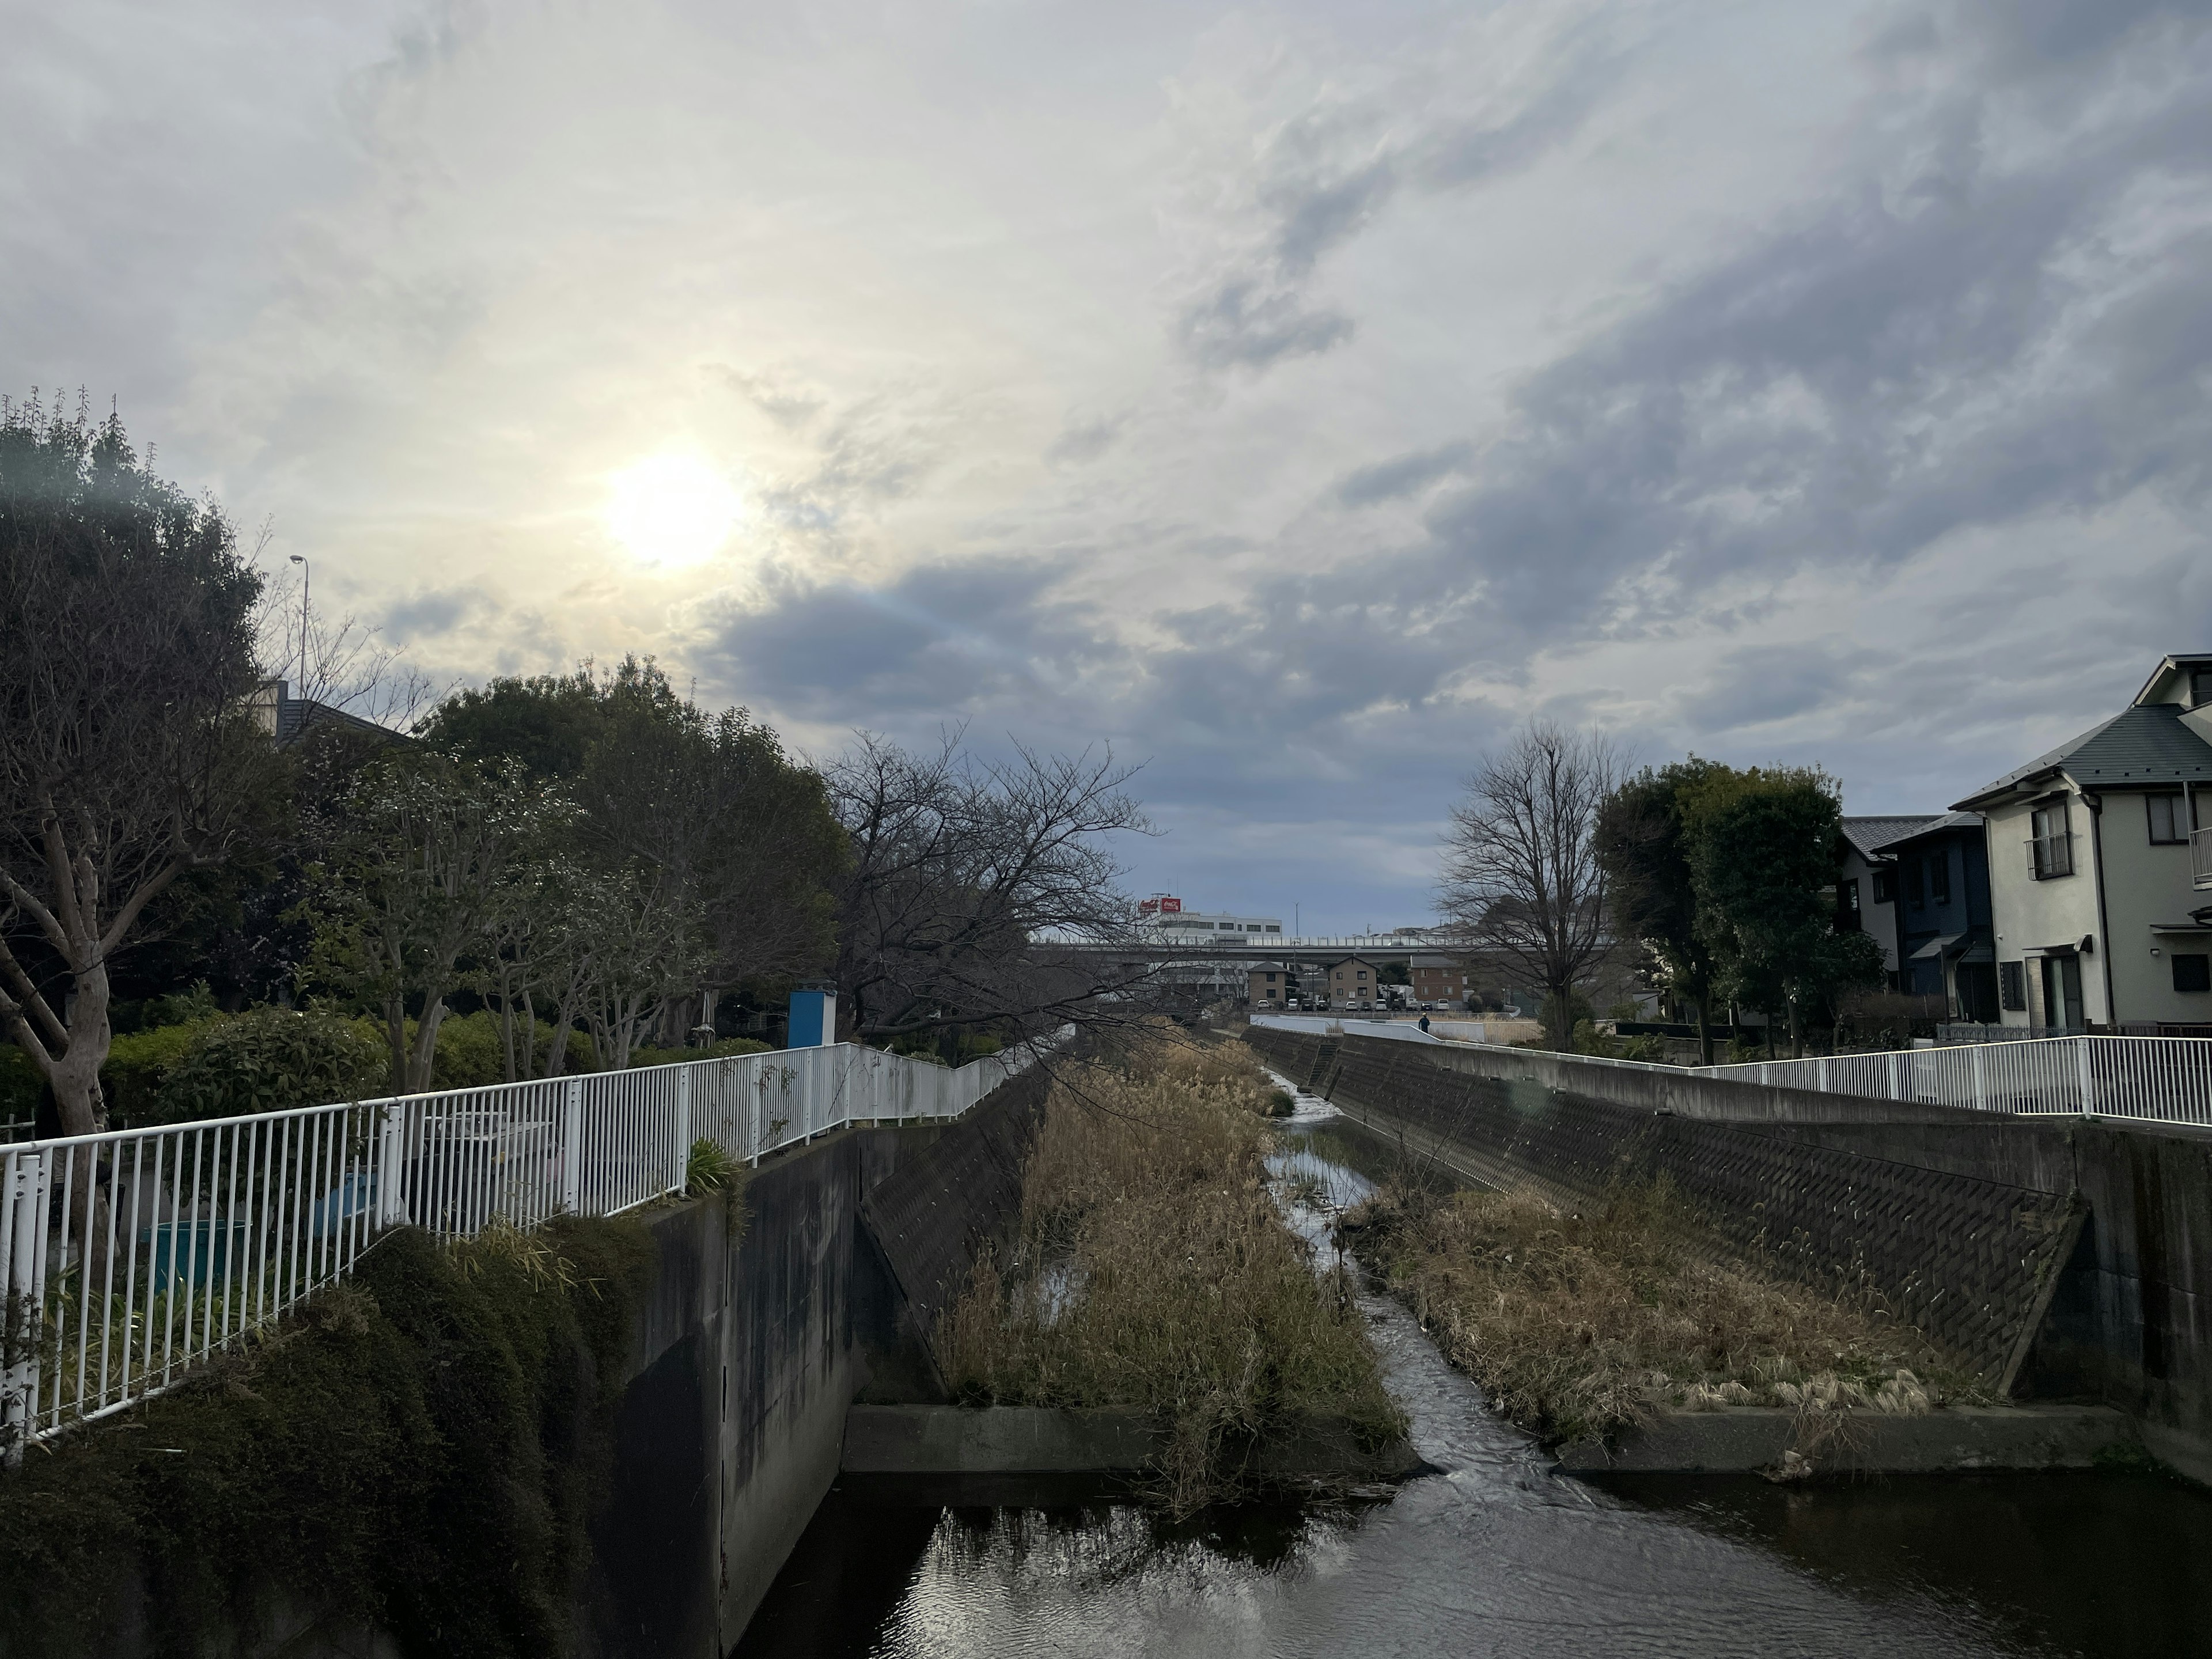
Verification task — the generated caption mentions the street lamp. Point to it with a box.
[288,555,308,699]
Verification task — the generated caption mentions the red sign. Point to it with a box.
[1138,896,1183,916]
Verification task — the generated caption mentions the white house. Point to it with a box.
[1953,653,2212,1034]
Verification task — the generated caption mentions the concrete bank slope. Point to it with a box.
[1244,1024,2212,1486]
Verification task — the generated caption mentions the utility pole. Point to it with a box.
[289,554,309,699]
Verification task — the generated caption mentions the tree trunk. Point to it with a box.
[382,1000,409,1098]
[498,984,517,1085]
[46,967,113,1137]
[1694,998,1714,1067]
[407,1001,446,1094]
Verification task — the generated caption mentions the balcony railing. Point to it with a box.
[2194,825,2212,891]
[2027,832,2074,880]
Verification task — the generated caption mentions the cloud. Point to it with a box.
[698,558,1104,728]
[379,585,482,645]
[1045,412,1127,467]
[1175,280,1355,370]
[1335,443,1475,507]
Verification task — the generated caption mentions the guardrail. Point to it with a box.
[1695,1035,2212,1126]
[0,1037,1055,1456]
[1279,1016,2212,1127]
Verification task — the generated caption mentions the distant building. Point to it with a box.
[1247,966,1302,1007]
[1135,899,1283,941]
[1325,955,1379,1007]
[1410,955,1468,1007]
[247,679,408,749]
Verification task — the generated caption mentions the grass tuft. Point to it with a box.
[1342,1171,1986,1450]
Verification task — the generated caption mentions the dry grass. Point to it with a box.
[1344,1172,1986,1449]
[941,1034,1405,1512]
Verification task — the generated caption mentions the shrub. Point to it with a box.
[631,1036,771,1069]
[150,1009,387,1125]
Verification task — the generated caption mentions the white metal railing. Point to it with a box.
[0,1037,1056,1453]
[1694,1035,2212,1126]
[1281,1019,2212,1127]
[2194,825,2212,890]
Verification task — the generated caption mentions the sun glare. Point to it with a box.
[605,453,743,567]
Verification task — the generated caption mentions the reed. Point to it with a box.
[942,1035,1404,1512]
[1344,1171,1986,1447]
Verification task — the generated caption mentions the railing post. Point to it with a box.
[675,1066,693,1194]
[562,1078,584,1213]
[3,1148,52,1465]
[1889,1052,1903,1100]
[2077,1038,2095,1116]
[1971,1044,1987,1112]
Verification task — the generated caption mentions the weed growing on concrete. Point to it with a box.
[0,1216,654,1659]
[941,1035,1406,1513]
[1344,1173,1986,1448]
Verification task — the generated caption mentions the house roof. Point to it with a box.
[2133,652,2212,707]
[1840,816,1940,859]
[1883,809,1984,847]
[1954,703,2212,808]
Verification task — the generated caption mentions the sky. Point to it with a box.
[7,0,2211,935]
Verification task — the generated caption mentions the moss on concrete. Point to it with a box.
[0,1215,654,1659]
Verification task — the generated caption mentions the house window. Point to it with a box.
[2193,668,2212,707]
[2177,955,2212,995]
[1999,961,2027,1011]
[2029,802,2074,879]
[1872,869,1896,904]
[2148,794,2188,845]
[1928,854,1950,905]
[1835,878,1862,931]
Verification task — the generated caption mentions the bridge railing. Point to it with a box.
[1692,1034,2212,1125]
[0,1035,1060,1456]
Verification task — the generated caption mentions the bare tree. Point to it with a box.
[1437,721,1621,1051]
[0,396,275,1135]
[824,732,1160,1053]
[256,555,447,737]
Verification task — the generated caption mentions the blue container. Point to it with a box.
[141,1221,255,1290]
[312,1172,378,1237]
[788,986,836,1047]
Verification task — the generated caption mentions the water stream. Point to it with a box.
[738,1089,2212,1657]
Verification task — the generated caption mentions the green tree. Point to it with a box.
[0,396,274,1135]
[1594,758,1729,1064]
[305,750,544,1093]
[1681,767,1884,1056]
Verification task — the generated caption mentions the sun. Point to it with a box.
[605,453,743,567]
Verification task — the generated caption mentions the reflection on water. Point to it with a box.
[738,1090,2212,1659]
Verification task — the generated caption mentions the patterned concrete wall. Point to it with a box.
[1244,1027,2078,1390]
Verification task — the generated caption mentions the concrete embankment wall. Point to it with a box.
[588,1063,1051,1656]
[1244,1026,2212,1482]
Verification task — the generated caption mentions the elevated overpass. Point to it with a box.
[1065,930,1465,968]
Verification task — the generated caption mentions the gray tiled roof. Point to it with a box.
[1841,816,1940,859]
[1956,703,2212,806]
[1883,809,1984,846]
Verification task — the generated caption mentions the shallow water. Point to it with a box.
[737,1092,2212,1658]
